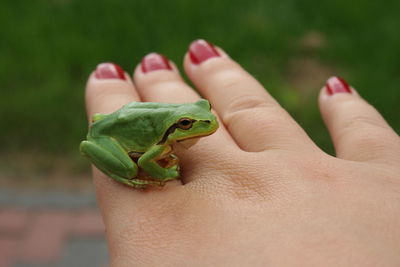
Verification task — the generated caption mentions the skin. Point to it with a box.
[80,99,218,188]
[84,43,400,266]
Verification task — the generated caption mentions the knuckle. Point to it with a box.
[202,59,241,78]
[223,95,279,120]
[205,60,262,90]
[336,114,390,148]
[227,94,276,112]
[141,72,183,88]
[222,95,290,134]
[213,70,247,90]
[220,166,273,202]
[146,77,182,89]
[150,80,185,92]
[337,128,400,162]
[190,152,273,202]
[340,114,388,135]
[347,131,388,150]
[335,99,388,132]
[225,174,271,201]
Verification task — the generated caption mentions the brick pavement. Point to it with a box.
[0,190,108,267]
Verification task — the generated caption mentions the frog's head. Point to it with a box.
[163,99,219,146]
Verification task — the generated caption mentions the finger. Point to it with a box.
[85,63,182,226]
[133,53,200,102]
[319,76,400,164]
[133,53,236,183]
[85,63,139,118]
[184,39,316,152]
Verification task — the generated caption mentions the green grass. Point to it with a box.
[1,0,399,162]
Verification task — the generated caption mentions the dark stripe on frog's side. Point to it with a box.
[127,120,192,156]
[156,123,180,145]
[156,118,202,145]
[157,119,213,145]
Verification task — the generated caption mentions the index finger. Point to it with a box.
[83,63,183,244]
[85,63,140,119]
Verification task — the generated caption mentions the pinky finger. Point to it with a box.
[318,76,400,165]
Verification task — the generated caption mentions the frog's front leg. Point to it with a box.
[80,138,157,188]
[138,145,180,181]
[163,154,179,168]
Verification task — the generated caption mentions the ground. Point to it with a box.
[0,153,107,266]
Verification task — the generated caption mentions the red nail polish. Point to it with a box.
[189,39,220,64]
[95,63,126,80]
[141,53,172,73]
[326,76,351,95]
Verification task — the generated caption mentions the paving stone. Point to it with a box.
[57,238,108,267]
[70,211,105,237]
[13,263,54,267]
[0,190,109,266]
[0,238,18,267]
[17,211,74,264]
[0,190,97,209]
[0,208,28,236]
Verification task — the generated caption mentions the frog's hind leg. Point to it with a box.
[80,139,141,187]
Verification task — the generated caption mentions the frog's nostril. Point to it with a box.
[202,120,211,123]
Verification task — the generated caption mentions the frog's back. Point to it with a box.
[88,102,180,152]
[121,101,183,110]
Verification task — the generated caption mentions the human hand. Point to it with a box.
[84,40,400,266]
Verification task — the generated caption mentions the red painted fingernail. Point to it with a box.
[326,76,352,95]
[95,63,126,80]
[189,39,220,64]
[141,53,172,73]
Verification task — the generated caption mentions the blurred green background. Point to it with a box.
[1,0,399,182]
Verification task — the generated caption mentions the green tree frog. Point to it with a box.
[80,99,218,188]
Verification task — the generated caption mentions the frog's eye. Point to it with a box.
[177,118,193,130]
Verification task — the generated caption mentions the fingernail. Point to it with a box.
[326,76,352,95]
[141,53,172,73]
[95,63,126,80]
[189,39,220,64]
